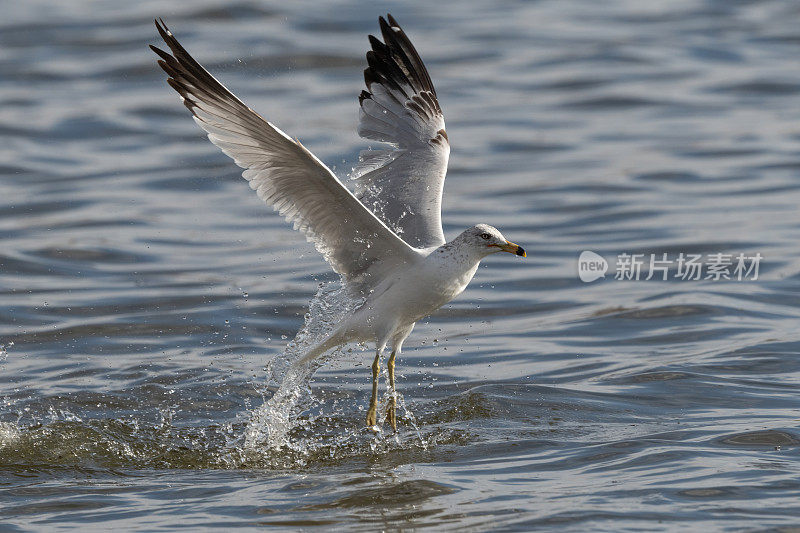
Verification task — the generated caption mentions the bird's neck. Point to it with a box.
[432,240,486,270]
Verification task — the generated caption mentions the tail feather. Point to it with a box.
[296,329,343,366]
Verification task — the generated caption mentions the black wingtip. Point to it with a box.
[154,17,174,41]
[361,12,437,102]
[154,18,168,41]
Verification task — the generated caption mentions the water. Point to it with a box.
[2,0,800,529]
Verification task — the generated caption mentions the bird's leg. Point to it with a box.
[386,350,397,432]
[366,349,381,428]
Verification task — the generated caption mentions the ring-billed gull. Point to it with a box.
[151,15,525,432]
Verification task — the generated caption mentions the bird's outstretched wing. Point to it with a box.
[151,19,418,284]
[353,14,449,249]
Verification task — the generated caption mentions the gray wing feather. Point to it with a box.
[151,19,418,284]
[353,15,449,249]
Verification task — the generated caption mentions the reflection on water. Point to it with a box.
[2,0,800,529]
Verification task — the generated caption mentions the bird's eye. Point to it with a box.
[480,233,491,240]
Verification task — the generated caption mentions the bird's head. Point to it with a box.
[466,224,526,258]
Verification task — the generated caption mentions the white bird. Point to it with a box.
[151,15,525,431]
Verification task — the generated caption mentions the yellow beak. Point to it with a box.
[491,241,526,257]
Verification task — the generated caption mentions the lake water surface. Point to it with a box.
[2,0,800,530]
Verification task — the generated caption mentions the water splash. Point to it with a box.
[0,341,12,363]
[243,281,365,451]
[0,422,21,447]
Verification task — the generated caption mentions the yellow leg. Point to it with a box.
[386,350,397,431]
[365,350,380,428]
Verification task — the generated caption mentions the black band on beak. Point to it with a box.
[516,246,526,257]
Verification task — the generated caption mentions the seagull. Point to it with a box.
[151,15,525,432]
